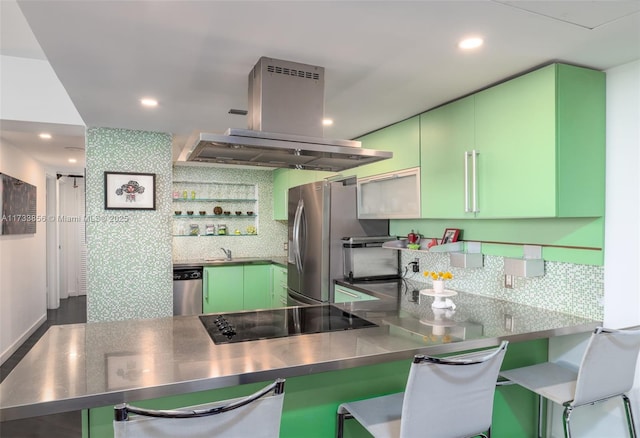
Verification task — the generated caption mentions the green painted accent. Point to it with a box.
[203,266,244,313]
[271,265,288,308]
[389,217,604,265]
[354,116,421,179]
[85,338,547,437]
[243,264,272,310]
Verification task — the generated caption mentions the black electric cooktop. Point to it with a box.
[200,305,378,344]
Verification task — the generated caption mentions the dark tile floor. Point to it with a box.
[1,296,86,438]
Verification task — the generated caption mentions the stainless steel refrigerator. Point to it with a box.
[287,178,389,305]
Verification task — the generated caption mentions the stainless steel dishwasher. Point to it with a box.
[173,267,203,315]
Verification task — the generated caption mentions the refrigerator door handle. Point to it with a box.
[293,198,304,272]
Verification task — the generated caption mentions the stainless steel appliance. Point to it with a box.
[287,179,389,305]
[173,267,203,316]
[199,305,377,344]
[184,57,392,171]
[342,236,400,282]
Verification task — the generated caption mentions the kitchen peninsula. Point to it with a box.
[0,282,598,438]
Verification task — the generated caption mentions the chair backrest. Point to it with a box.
[113,379,285,438]
[400,341,508,438]
[573,327,640,407]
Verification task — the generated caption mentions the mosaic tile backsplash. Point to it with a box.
[86,128,173,322]
[398,251,604,321]
[172,166,288,261]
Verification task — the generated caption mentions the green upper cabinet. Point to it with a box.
[420,96,475,218]
[354,116,421,179]
[272,169,338,220]
[420,63,605,219]
[272,168,289,220]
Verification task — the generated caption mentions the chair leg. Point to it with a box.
[562,405,574,438]
[336,411,352,438]
[622,394,638,438]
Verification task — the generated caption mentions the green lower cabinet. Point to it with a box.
[272,265,288,308]
[203,264,272,313]
[203,265,243,313]
[85,338,547,437]
[334,285,380,303]
[244,264,273,310]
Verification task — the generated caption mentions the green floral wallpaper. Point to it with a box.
[86,127,172,322]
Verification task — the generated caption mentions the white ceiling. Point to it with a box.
[1,0,639,173]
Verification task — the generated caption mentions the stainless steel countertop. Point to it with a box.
[173,256,287,269]
[0,283,599,422]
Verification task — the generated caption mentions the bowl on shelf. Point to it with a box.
[187,211,194,215]
[199,211,206,215]
[174,211,182,215]
[223,211,231,215]
[213,206,223,215]
[246,211,254,216]
[235,211,242,215]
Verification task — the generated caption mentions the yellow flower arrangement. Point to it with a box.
[423,271,453,281]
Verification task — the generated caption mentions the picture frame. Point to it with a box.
[441,228,461,244]
[104,172,156,210]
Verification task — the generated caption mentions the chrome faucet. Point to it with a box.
[221,248,232,261]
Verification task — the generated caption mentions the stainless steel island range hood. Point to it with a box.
[185,57,392,171]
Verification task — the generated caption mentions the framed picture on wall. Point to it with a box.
[441,228,461,244]
[104,172,156,210]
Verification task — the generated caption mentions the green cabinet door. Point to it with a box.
[271,265,288,308]
[474,65,557,217]
[355,116,420,179]
[203,266,244,313]
[243,264,272,310]
[420,96,475,218]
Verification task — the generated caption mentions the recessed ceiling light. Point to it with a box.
[458,37,484,50]
[39,133,52,139]
[68,158,77,163]
[140,98,158,107]
[322,118,334,126]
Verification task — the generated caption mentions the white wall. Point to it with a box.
[547,59,640,437]
[0,141,48,364]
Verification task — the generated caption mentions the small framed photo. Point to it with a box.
[441,228,461,244]
[104,172,156,210]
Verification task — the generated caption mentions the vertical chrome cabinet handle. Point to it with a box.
[472,150,479,213]
[293,199,304,272]
[203,269,209,303]
[464,151,471,212]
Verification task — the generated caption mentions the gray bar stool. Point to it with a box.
[336,341,508,438]
[113,378,285,438]
[500,327,640,438]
